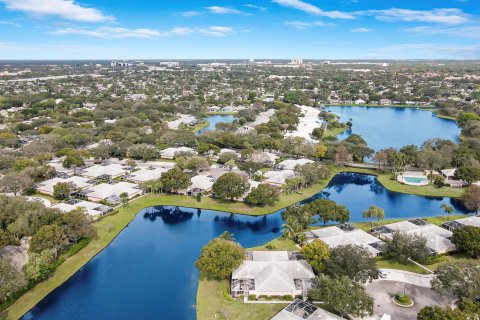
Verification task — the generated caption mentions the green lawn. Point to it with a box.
[196,279,287,320]
[323,126,348,138]
[3,166,468,318]
[248,237,298,251]
[188,120,210,132]
[376,257,429,274]
[205,111,237,115]
[343,167,464,198]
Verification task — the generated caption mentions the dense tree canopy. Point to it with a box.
[195,238,244,280]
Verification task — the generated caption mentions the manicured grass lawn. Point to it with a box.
[343,167,464,198]
[425,252,475,271]
[196,279,287,320]
[376,257,429,274]
[323,126,348,138]
[3,167,468,319]
[248,237,298,251]
[188,120,210,132]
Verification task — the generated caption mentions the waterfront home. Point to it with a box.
[305,224,385,257]
[376,219,455,255]
[271,299,343,320]
[263,169,296,186]
[442,216,480,231]
[83,181,142,204]
[230,251,315,299]
[52,199,112,218]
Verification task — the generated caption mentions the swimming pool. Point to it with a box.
[404,176,429,185]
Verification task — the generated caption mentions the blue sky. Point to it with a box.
[0,0,479,59]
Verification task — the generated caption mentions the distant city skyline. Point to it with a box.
[0,0,479,60]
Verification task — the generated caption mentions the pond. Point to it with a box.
[196,114,235,135]
[324,106,461,151]
[22,173,469,320]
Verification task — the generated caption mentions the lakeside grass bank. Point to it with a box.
[3,168,466,318]
[196,213,473,320]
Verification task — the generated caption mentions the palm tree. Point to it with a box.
[218,231,235,241]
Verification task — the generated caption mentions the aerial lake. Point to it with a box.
[22,173,470,320]
[324,106,461,151]
[196,114,235,135]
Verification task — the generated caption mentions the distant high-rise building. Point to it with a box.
[289,58,303,65]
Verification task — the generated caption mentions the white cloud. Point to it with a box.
[50,27,161,38]
[363,8,470,25]
[0,0,113,22]
[180,11,203,18]
[244,4,267,12]
[351,27,372,32]
[272,0,355,19]
[284,20,334,29]
[205,6,245,15]
[404,25,480,39]
[0,20,21,27]
[51,26,234,38]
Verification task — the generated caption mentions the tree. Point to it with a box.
[120,192,129,207]
[451,226,480,258]
[195,238,244,280]
[218,231,235,241]
[0,257,26,303]
[281,217,303,243]
[454,166,480,185]
[212,173,250,201]
[418,298,480,320]
[324,245,378,283]
[53,182,76,200]
[29,224,68,253]
[461,185,480,213]
[24,249,57,283]
[300,240,330,273]
[159,167,191,193]
[127,143,160,161]
[62,152,85,171]
[308,275,374,318]
[362,205,384,227]
[307,199,350,225]
[440,203,454,217]
[62,208,96,244]
[383,231,430,263]
[432,261,480,299]
[334,145,352,166]
[282,204,312,229]
[245,184,279,206]
[315,144,328,158]
[0,172,33,195]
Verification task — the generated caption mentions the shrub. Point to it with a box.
[265,243,276,250]
[258,295,268,300]
[395,294,412,305]
[283,295,293,301]
[248,294,257,301]
[67,238,90,257]
[223,289,234,301]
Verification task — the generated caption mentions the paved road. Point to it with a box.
[365,281,452,320]
[377,269,434,288]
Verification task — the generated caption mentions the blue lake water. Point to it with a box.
[196,114,235,135]
[324,106,461,151]
[22,173,469,320]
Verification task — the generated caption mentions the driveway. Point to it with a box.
[377,269,434,288]
[365,281,453,320]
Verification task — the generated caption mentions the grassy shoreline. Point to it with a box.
[2,168,466,319]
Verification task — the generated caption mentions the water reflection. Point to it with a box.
[143,206,194,223]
